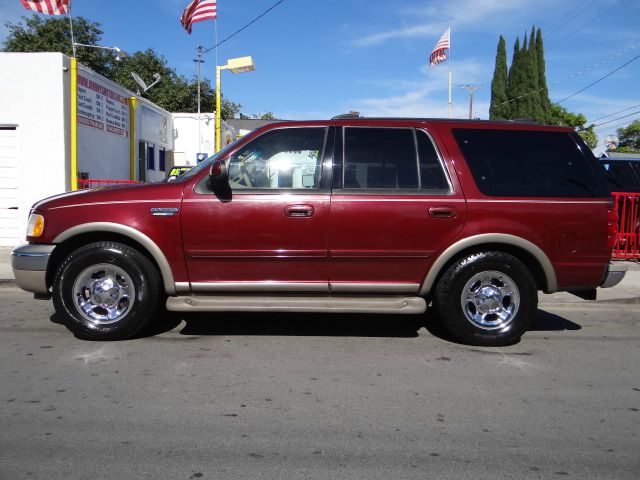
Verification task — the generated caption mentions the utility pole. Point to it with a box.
[194,46,205,156]
[459,84,483,119]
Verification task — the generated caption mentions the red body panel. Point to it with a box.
[32,183,190,284]
[180,191,330,286]
[328,194,466,286]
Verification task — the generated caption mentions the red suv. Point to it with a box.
[11,118,626,346]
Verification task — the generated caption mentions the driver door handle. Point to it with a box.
[285,204,314,217]
[428,206,457,218]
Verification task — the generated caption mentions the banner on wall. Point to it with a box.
[77,74,129,137]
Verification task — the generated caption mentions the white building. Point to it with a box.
[0,52,173,246]
[172,112,235,166]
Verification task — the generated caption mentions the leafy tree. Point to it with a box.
[2,15,241,118]
[507,37,529,119]
[3,15,112,75]
[109,49,187,111]
[616,120,640,152]
[535,28,551,123]
[549,103,597,149]
[187,79,242,119]
[491,26,552,123]
[251,112,277,120]
[489,36,509,120]
[108,49,240,117]
[525,26,543,122]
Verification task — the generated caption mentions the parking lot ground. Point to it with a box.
[1,286,639,479]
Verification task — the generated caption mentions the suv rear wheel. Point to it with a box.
[52,242,162,340]
[434,251,537,346]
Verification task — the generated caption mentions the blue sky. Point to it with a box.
[1,0,639,149]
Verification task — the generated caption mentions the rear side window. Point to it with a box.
[452,128,605,197]
[343,127,418,189]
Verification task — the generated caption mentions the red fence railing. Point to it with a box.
[78,179,139,189]
[612,192,640,261]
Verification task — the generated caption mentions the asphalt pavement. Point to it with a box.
[1,286,639,479]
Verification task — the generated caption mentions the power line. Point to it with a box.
[594,116,640,132]
[545,0,599,38]
[593,110,640,127]
[202,0,286,54]
[548,0,620,49]
[544,3,584,35]
[588,104,640,123]
[555,52,640,103]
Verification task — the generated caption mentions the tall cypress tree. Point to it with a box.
[493,26,552,122]
[535,28,552,122]
[489,36,509,120]
[527,26,543,122]
[507,36,528,119]
[521,33,531,116]
[506,37,519,114]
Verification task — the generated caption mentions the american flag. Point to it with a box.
[20,0,70,15]
[181,0,217,34]
[429,28,450,66]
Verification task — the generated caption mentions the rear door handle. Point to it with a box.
[429,206,457,218]
[285,204,314,217]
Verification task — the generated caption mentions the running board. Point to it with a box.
[166,295,427,314]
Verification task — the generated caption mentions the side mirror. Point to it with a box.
[209,160,229,189]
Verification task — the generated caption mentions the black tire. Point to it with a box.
[52,242,162,340]
[434,251,537,346]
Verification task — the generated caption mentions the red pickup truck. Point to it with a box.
[11,118,626,346]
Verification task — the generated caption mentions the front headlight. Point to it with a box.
[26,213,45,238]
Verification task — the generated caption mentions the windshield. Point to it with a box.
[172,137,242,182]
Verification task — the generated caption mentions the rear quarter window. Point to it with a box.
[452,128,607,197]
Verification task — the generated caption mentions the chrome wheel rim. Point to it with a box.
[461,270,520,331]
[72,263,135,325]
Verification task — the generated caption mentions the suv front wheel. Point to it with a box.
[52,242,162,340]
[434,251,537,346]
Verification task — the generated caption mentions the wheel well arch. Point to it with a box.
[420,234,557,297]
[49,224,176,295]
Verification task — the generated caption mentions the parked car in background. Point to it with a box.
[12,117,625,346]
[166,165,193,182]
[599,152,640,193]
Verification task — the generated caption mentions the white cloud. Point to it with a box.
[353,87,490,120]
[351,0,544,48]
[348,59,491,119]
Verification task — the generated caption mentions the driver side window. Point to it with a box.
[228,127,327,189]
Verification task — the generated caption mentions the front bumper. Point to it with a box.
[11,244,56,295]
[600,262,627,289]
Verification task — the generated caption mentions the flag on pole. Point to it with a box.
[181,0,217,34]
[429,28,450,66]
[20,0,70,15]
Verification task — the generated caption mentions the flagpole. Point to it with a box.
[196,46,203,155]
[214,18,219,149]
[68,0,76,57]
[448,27,452,118]
[214,19,219,71]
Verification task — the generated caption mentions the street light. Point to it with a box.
[73,43,128,61]
[216,56,255,152]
